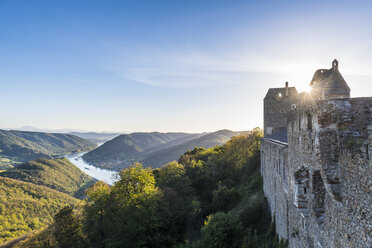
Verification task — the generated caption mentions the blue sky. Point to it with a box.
[1,0,371,132]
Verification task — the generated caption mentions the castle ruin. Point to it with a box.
[261,60,372,247]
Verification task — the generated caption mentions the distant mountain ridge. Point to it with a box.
[68,132,122,144]
[141,129,247,167]
[83,129,248,170]
[0,129,96,169]
[3,126,92,133]
[2,126,122,144]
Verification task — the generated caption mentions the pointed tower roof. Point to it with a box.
[310,59,350,97]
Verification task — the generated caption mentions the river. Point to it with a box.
[64,152,118,185]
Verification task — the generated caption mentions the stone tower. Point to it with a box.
[310,59,350,100]
[263,82,298,136]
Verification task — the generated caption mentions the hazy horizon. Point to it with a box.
[1,0,372,133]
[0,124,250,134]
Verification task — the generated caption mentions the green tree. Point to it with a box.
[54,206,87,248]
[112,163,158,206]
[84,164,163,248]
[84,181,111,248]
[199,212,243,248]
[157,187,188,245]
[107,164,161,247]
[211,184,241,212]
[155,161,193,197]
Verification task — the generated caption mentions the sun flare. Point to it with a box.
[304,84,313,93]
[296,83,313,93]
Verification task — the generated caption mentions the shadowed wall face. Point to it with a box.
[263,85,298,136]
[262,97,372,248]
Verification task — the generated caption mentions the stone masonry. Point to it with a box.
[261,60,372,248]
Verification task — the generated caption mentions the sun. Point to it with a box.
[304,84,313,93]
[297,83,313,93]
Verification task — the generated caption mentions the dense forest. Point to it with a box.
[0,130,96,169]
[0,177,79,244]
[0,158,96,245]
[10,128,287,248]
[0,158,95,198]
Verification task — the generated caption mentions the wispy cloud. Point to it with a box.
[106,42,372,89]
[107,49,286,88]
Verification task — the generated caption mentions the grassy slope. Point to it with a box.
[0,177,79,244]
[0,130,96,169]
[0,158,95,198]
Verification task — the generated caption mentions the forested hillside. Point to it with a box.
[0,130,96,169]
[0,158,95,198]
[0,177,79,244]
[11,128,287,248]
[83,129,246,170]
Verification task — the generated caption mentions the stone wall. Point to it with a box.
[261,138,289,239]
[261,97,372,248]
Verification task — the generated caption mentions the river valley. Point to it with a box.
[64,152,118,185]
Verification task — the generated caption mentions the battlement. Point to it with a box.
[261,60,372,248]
